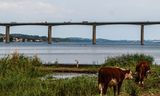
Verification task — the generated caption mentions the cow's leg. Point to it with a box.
[103,84,108,95]
[99,83,108,96]
[135,73,140,83]
[113,86,117,96]
[98,83,104,96]
[140,78,144,86]
[138,74,144,86]
[118,82,123,95]
[138,73,142,85]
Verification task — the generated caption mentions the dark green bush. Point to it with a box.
[102,54,154,68]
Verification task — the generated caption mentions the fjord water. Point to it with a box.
[0,42,160,65]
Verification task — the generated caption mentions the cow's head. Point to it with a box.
[125,70,133,79]
[145,69,151,78]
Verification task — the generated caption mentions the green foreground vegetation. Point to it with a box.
[0,52,160,96]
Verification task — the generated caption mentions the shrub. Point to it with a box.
[102,54,154,68]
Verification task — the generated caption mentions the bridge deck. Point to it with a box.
[0,21,160,26]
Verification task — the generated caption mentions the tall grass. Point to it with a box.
[43,76,98,96]
[0,52,44,96]
[0,52,42,78]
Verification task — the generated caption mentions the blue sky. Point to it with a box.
[0,0,160,40]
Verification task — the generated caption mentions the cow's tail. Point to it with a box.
[98,71,105,93]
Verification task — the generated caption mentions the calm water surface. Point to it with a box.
[0,42,160,65]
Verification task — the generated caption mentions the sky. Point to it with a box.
[0,0,160,40]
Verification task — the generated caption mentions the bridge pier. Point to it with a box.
[5,26,10,43]
[140,24,144,45]
[92,24,96,45]
[48,25,52,44]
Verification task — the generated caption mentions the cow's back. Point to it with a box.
[136,61,150,70]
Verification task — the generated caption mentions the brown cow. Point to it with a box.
[135,61,150,86]
[98,67,133,96]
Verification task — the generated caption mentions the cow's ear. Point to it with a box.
[127,69,131,73]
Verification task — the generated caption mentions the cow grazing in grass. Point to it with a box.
[135,61,150,86]
[98,67,133,96]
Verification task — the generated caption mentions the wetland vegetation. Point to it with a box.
[0,52,159,96]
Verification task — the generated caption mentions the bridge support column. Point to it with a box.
[5,26,10,43]
[92,24,96,45]
[140,24,144,45]
[48,25,52,44]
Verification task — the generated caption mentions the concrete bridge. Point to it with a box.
[1,21,160,45]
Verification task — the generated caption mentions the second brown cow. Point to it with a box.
[135,61,151,86]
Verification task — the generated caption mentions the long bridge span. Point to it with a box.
[1,21,160,45]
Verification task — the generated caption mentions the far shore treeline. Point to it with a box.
[0,33,128,42]
[1,33,160,43]
[0,52,160,96]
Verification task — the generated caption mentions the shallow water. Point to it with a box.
[41,73,97,80]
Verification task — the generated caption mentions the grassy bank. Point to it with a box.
[0,52,160,96]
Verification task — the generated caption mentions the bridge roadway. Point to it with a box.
[1,21,160,45]
[1,21,160,26]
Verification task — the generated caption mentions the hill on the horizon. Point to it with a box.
[0,33,160,43]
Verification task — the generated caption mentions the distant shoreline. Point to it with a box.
[1,33,160,44]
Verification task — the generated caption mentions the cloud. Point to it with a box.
[53,0,160,21]
[0,0,59,21]
[1,0,160,22]
[0,0,54,9]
